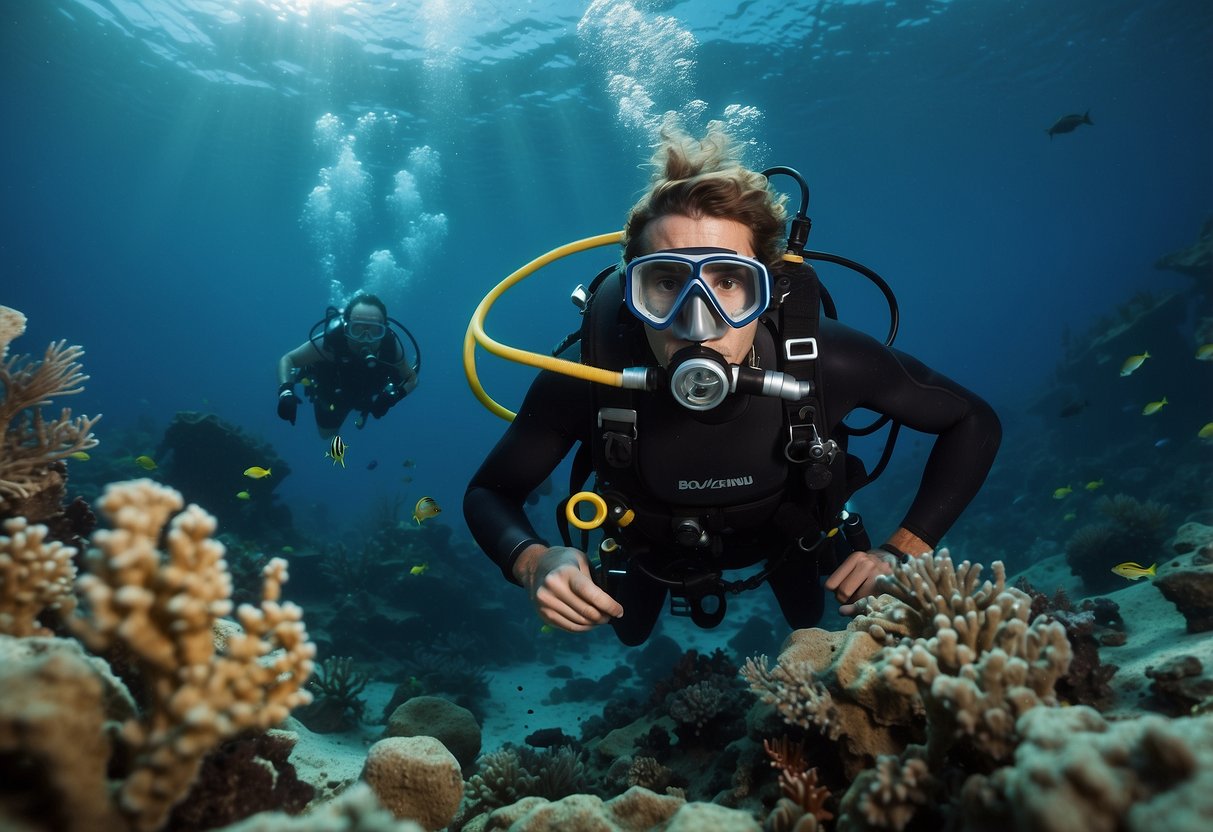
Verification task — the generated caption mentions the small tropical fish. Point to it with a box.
[326,435,348,467]
[1142,397,1168,416]
[1111,561,1157,581]
[1199,422,1213,439]
[236,491,251,500]
[1120,352,1150,376]
[1195,344,1213,361]
[1154,438,1171,449]
[402,458,416,468]
[134,455,157,471]
[413,496,441,525]
[1085,479,1104,491]
[1046,110,1092,139]
[243,466,272,479]
[1052,485,1073,500]
[281,546,295,553]
[366,459,378,471]
[68,451,91,461]
[1063,512,1077,521]
[540,623,556,635]
[409,562,429,576]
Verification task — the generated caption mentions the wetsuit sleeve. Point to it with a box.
[463,371,590,584]
[819,320,1002,547]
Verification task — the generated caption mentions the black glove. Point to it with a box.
[370,381,403,419]
[277,384,300,425]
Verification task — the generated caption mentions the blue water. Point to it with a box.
[2,0,1210,542]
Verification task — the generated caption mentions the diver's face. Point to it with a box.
[346,303,386,350]
[640,214,760,367]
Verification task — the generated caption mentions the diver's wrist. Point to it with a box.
[278,382,296,397]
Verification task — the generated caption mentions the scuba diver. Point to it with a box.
[463,128,1001,646]
[277,293,419,438]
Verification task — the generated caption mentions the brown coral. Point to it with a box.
[0,307,100,514]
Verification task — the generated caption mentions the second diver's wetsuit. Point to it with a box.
[464,316,1001,644]
[302,329,405,430]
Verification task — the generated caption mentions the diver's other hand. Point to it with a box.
[515,545,624,632]
[277,385,300,425]
[825,548,896,616]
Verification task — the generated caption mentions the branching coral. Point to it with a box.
[72,478,315,832]
[762,736,833,831]
[0,306,100,509]
[753,551,1074,829]
[742,656,840,739]
[0,516,78,635]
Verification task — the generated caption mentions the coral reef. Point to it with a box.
[959,707,1213,831]
[748,552,1073,829]
[217,784,424,831]
[0,478,315,832]
[0,306,100,522]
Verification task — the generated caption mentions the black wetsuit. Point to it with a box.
[464,316,1001,644]
[303,332,405,430]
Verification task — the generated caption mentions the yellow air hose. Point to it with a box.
[464,231,625,421]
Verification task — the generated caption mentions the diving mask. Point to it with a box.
[624,248,771,340]
[346,319,386,343]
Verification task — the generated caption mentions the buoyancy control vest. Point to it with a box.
[560,259,870,573]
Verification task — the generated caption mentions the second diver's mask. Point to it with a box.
[346,317,386,366]
[624,247,770,342]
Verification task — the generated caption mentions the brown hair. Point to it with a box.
[344,293,387,321]
[622,127,787,266]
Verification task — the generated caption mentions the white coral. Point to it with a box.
[0,517,78,636]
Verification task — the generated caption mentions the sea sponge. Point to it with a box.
[362,736,464,831]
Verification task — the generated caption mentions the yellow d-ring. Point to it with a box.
[567,491,608,530]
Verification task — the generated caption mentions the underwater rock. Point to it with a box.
[155,411,293,538]
[1172,521,1213,562]
[1155,216,1213,279]
[1145,655,1213,717]
[384,695,481,769]
[1155,558,1213,632]
[362,736,463,831]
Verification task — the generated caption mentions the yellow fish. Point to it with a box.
[134,455,157,471]
[409,562,429,576]
[236,491,251,500]
[413,496,441,525]
[1141,397,1168,416]
[1120,351,1150,376]
[281,546,295,553]
[540,623,556,635]
[68,451,91,461]
[326,435,348,468]
[1052,485,1073,499]
[1111,561,1157,581]
[1198,422,1213,439]
[1063,512,1077,521]
[1195,344,1213,361]
[243,466,272,479]
[1085,479,1104,491]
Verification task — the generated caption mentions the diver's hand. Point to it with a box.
[514,545,624,632]
[825,549,897,616]
[277,386,300,425]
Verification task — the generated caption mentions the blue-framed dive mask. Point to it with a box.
[624,248,771,342]
[346,319,387,343]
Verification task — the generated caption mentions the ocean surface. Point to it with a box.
[3,0,1210,567]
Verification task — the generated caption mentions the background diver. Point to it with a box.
[277,293,419,439]
[463,127,1002,646]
